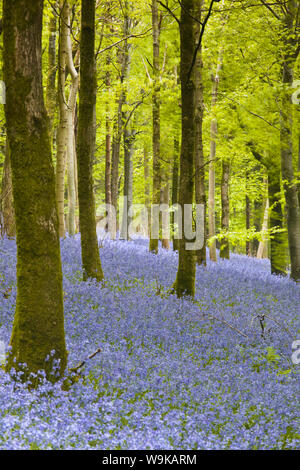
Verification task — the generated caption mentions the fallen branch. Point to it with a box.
[70,347,101,374]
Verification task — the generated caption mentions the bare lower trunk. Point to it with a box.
[257,198,269,259]
[220,160,230,259]
[172,136,179,251]
[1,142,15,238]
[144,146,151,237]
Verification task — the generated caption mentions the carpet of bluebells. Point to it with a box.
[0,235,299,450]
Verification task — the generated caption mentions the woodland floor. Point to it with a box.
[0,236,299,449]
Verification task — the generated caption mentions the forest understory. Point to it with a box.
[0,236,299,450]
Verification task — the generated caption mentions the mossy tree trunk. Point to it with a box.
[77,0,104,282]
[3,0,67,380]
[174,0,196,298]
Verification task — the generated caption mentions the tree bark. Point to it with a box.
[3,0,67,381]
[110,6,131,228]
[174,0,196,297]
[1,142,15,238]
[172,136,179,251]
[280,4,300,280]
[46,3,58,140]
[208,50,222,262]
[77,0,104,282]
[149,0,161,253]
[144,145,151,237]
[56,0,78,238]
[245,170,251,256]
[220,160,230,259]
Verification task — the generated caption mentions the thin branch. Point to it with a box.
[69,348,101,374]
[186,0,216,83]
[97,28,152,55]
[259,0,281,20]
[157,1,180,24]
[222,95,280,130]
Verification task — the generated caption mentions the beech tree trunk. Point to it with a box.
[144,146,151,237]
[1,143,15,238]
[3,0,67,381]
[149,0,161,253]
[46,3,58,139]
[161,171,170,250]
[56,0,78,237]
[257,197,269,259]
[208,51,222,262]
[220,160,230,259]
[194,0,206,265]
[245,170,251,256]
[280,5,300,280]
[77,0,104,282]
[174,0,196,297]
[172,136,179,252]
[110,8,131,228]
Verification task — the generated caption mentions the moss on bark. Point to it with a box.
[3,0,67,381]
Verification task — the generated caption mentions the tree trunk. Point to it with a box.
[3,0,67,381]
[110,7,131,229]
[149,0,161,253]
[279,1,300,280]
[46,3,58,140]
[220,160,230,259]
[161,171,170,250]
[56,0,78,238]
[144,145,151,237]
[208,51,222,262]
[174,0,196,298]
[1,142,15,238]
[121,121,134,240]
[77,0,104,282]
[257,197,269,259]
[172,136,179,251]
[194,0,206,266]
[245,170,251,256]
[268,166,288,275]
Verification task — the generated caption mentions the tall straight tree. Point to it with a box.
[1,144,15,238]
[194,0,206,265]
[3,0,67,380]
[149,0,161,253]
[77,0,104,282]
[280,1,300,280]
[174,0,196,297]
